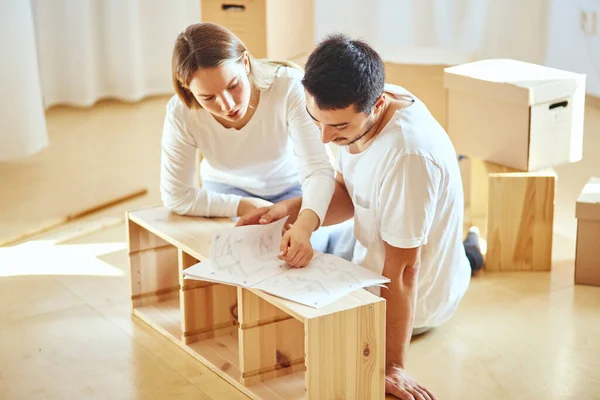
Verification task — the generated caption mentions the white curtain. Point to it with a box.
[1,0,48,161]
[32,0,201,108]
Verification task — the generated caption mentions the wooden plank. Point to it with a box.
[180,250,238,345]
[1,188,146,247]
[248,287,383,322]
[238,288,290,327]
[127,219,171,253]
[487,172,556,271]
[305,301,385,400]
[130,245,179,306]
[238,289,305,384]
[128,207,233,262]
[239,318,305,385]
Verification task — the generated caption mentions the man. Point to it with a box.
[237,34,480,400]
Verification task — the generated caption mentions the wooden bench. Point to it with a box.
[127,205,386,400]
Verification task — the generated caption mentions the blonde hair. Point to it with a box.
[172,22,302,109]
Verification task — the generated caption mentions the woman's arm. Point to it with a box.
[286,76,336,229]
[160,111,245,217]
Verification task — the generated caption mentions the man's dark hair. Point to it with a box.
[302,34,385,113]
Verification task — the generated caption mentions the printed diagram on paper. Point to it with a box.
[183,217,389,308]
[253,253,389,308]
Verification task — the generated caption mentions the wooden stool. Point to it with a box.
[127,206,386,400]
[486,171,556,271]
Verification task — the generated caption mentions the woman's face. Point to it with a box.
[188,55,252,122]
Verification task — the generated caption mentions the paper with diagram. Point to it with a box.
[183,217,390,308]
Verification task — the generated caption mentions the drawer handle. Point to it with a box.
[549,100,568,110]
[221,4,246,11]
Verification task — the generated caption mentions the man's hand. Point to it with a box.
[278,223,313,268]
[385,366,436,400]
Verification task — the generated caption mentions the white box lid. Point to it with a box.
[444,59,585,106]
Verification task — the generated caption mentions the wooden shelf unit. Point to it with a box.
[127,206,386,400]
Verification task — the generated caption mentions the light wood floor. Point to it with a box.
[1,95,600,400]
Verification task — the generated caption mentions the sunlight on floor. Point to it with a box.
[0,241,126,277]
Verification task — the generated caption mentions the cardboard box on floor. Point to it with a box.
[382,47,474,130]
[575,177,600,286]
[444,59,586,171]
[201,0,314,62]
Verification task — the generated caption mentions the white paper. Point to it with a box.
[183,217,390,308]
[253,253,389,308]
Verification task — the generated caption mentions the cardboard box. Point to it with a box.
[444,59,586,171]
[575,176,600,286]
[382,47,474,130]
[201,0,314,61]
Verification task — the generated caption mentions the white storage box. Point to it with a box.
[444,59,586,171]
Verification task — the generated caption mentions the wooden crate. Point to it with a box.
[127,206,386,400]
[486,172,556,271]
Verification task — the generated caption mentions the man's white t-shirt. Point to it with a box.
[160,66,335,221]
[338,84,471,328]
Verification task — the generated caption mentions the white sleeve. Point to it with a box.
[160,114,241,217]
[286,77,335,225]
[378,153,442,249]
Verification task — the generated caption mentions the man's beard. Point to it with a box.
[344,115,376,146]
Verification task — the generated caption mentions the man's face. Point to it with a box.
[305,91,376,145]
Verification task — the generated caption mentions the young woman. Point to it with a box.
[160,22,335,267]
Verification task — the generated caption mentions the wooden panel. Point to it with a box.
[127,219,170,253]
[487,172,556,271]
[180,245,238,345]
[247,287,383,323]
[128,207,232,262]
[238,289,304,385]
[465,158,520,235]
[130,245,180,306]
[238,288,290,326]
[305,301,385,400]
[239,318,305,385]
[182,285,238,344]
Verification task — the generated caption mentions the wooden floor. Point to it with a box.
[1,95,600,400]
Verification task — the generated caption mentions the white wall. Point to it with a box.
[315,0,379,44]
[545,0,600,96]
[314,0,600,95]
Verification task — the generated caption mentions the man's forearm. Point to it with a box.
[381,262,419,368]
[322,179,354,226]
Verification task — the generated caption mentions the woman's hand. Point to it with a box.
[236,197,273,217]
